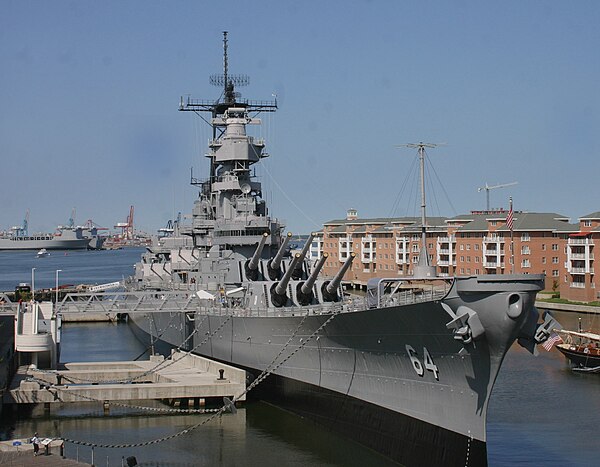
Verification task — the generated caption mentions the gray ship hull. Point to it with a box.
[0,237,89,250]
[128,275,543,466]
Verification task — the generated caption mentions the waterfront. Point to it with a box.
[0,249,599,466]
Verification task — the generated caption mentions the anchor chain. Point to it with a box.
[28,376,221,414]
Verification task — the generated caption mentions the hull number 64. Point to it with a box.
[405,345,439,380]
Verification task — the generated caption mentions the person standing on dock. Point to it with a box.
[31,433,40,456]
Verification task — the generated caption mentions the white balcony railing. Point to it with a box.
[568,238,594,245]
[483,236,504,242]
[570,253,594,260]
[570,282,586,288]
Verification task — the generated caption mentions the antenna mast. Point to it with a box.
[223,31,228,94]
[397,142,444,278]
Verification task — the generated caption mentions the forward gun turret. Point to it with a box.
[271,254,301,307]
[268,232,292,280]
[296,253,328,306]
[245,232,269,280]
[322,253,355,302]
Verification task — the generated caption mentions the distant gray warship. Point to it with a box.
[127,33,557,467]
[0,212,105,251]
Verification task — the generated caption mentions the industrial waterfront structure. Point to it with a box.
[316,209,599,303]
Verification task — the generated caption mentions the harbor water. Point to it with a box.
[1,249,598,466]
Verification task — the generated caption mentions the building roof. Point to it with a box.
[495,212,577,233]
[580,211,600,220]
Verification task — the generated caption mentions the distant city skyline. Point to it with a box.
[2,1,599,235]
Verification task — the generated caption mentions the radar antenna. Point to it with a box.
[209,31,249,103]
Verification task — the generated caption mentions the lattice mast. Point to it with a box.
[180,31,277,183]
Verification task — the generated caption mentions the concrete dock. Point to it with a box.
[0,438,91,466]
[4,351,246,407]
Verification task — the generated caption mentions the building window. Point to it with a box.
[460,245,464,251]
[542,244,546,251]
[584,220,592,227]
[474,244,479,251]
[521,259,531,268]
[552,257,559,264]
[552,244,558,251]
[552,270,559,277]
[521,233,530,241]
[542,257,546,264]
[521,246,530,254]
[490,221,497,226]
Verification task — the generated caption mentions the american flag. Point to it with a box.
[542,333,563,351]
[506,200,514,231]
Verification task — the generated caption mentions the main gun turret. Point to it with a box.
[322,253,355,302]
[245,232,269,280]
[268,232,292,280]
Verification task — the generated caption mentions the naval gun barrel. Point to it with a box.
[271,254,302,307]
[301,253,328,296]
[296,253,328,306]
[292,232,315,279]
[268,232,292,280]
[248,233,269,270]
[275,254,301,296]
[323,253,355,301]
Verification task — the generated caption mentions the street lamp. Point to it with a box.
[31,267,36,302]
[55,269,62,305]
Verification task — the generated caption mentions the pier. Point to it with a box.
[4,351,246,409]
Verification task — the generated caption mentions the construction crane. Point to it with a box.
[478,182,518,211]
[114,206,134,240]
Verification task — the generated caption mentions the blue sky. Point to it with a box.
[1,1,599,235]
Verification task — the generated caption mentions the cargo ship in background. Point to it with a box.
[124,33,559,467]
[0,212,106,251]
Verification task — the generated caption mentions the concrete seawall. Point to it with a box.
[535,301,600,315]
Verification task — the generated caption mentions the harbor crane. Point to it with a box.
[114,206,134,240]
[478,182,518,211]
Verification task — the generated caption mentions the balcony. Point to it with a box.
[570,282,586,289]
[570,268,594,275]
[484,261,505,268]
[439,248,450,254]
[483,236,504,242]
[568,238,594,245]
[571,253,594,260]
[437,236,456,243]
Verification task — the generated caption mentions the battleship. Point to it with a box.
[126,33,558,466]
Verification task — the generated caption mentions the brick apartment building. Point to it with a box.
[311,209,599,302]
